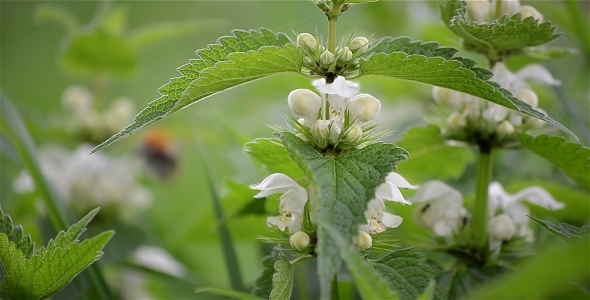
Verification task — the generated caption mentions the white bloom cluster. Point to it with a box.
[432,62,560,142]
[466,0,544,23]
[62,85,135,142]
[13,144,152,220]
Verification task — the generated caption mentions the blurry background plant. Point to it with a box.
[1,0,588,298]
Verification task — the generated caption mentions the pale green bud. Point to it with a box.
[290,231,310,251]
[353,231,372,250]
[337,46,353,62]
[487,214,516,241]
[320,50,335,66]
[345,125,362,140]
[497,120,515,139]
[348,37,369,53]
[518,5,543,21]
[297,33,318,50]
[466,0,491,23]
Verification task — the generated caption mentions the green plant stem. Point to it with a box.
[193,128,245,292]
[494,0,503,20]
[471,145,493,253]
[326,2,341,53]
[330,274,339,300]
[0,94,113,299]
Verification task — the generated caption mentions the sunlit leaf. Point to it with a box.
[277,132,407,299]
[0,208,34,258]
[244,138,305,180]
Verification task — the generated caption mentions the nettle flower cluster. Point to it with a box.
[466,0,544,24]
[432,61,560,147]
[412,180,563,260]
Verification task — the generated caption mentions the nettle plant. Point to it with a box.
[44,0,583,298]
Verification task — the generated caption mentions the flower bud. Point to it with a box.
[345,125,362,140]
[347,93,381,123]
[288,89,322,127]
[466,0,491,23]
[447,112,467,130]
[518,5,543,21]
[499,0,521,16]
[487,214,516,241]
[514,89,538,108]
[337,46,353,62]
[353,231,372,250]
[432,87,465,109]
[311,120,330,146]
[320,50,335,66]
[290,231,310,251]
[348,37,369,53]
[297,33,318,51]
[497,120,515,139]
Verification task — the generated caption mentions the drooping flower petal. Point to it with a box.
[514,64,561,86]
[313,76,360,98]
[347,93,381,123]
[381,213,403,229]
[250,173,305,198]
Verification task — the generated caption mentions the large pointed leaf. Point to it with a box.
[277,132,408,299]
[369,36,458,59]
[440,0,560,60]
[357,50,577,141]
[91,28,299,153]
[528,216,589,243]
[251,248,280,298]
[370,248,435,300]
[270,254,293,300]
[518,133,590,190]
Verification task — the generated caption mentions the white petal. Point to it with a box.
[410,180,462,204]
[250,173,302,198]
[432,220,455,237]
[511,186,565,210]
[315,76,359,98]
[504,202,530,227]
[133,246,187,277]
[381,213,403,228]
[487,214,516,241]
[288,89,322,127]
[288,212,303,233]
[266,215,287,231]
[385,172,418,190]
[376,181,411,205]
[491,62,519,91]
[515,64,561,86]
[488,181,511,212]
[347,93,381,123]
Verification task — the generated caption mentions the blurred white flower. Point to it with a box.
[411,180,469,240]
[13,144,152,219]
[132,245,187,278]
[487,181,564,243]
[466,0,544,23]
[250,173,308,233]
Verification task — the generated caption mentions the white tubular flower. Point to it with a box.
[250,173,308,233]
[288,89,322,127]
[297,33,318,51]
[375,172,417,205]
[132,246,187,278]
[313,76,360,99]
[488,181,564,242]
[348,36,369,53]
[361,198,403,234]
[411,180,468,238]
[487,214,517,259]
[347,94,381,124]
[466,0,491,23]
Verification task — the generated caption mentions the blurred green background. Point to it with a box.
[1,0,588,298]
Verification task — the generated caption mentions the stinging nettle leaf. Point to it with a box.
[370,248,435,300]
[528,215,589,243]
[92,28,299,153]
[277,132,408,299]
[0,208,35,258]
[251,248,280,298]
[270,254,294,300]
[519,133,590,190]
[440,0,560,61]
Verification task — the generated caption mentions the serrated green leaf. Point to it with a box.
[326,225,398,299]
[251,248,280,298]
[440,0,560,60]
[528,216,589,243]
[92,28,299,153]
[370,248,435,300]
[370,36,459,59]
[270,254,293,300]
[195,287,263,300]
[417,280,436,300]
[358,50,577,141]
[0,208,34,258]
[518,133,590,190]
[436,265,506,300]
[0,230,114,300]
[47,208,100,251]
[395,125,474,182]
[277,132,408,299]
[244,138,305,180]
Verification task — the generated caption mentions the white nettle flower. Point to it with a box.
[488,181,564,242]
[411,180,469,238]
[360,198,403,234]
[375,172,418,205]
[466,0,544,23]
[250,173,308,233]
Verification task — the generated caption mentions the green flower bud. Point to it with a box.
[337,46,353,62]
[290,231,310,251]
[297,33,318,51]
[345,125,362,141]
[320,50,335,67]
[348,37,369,53]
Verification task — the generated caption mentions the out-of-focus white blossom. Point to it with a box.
[466,0,544,23]
[132,245,187,278]
[250,173,308,233]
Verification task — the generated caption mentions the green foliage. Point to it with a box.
[440,0,560,61]
[370,36,459,59]
[436,265,506,300]
[277,132,408,299]
[528,216,590,243]
[195,287,263,300]
[0,208,114,300]
[244,138,305,180]
[358,46,577,141]
[471,240,589,299]
[251,249,280,298]
[225,182,267,219]
[270,254,294,300]
[518,133,590,190]
[327,225,398,299]
[370,248,435,300]
[92,28,301,153]
[395,125,474,182]
[0,208,34,258]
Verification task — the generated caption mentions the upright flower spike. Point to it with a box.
[411,181,469,239]
[250,173,308,233]
[487,181,564,242]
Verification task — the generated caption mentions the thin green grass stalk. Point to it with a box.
[0,93,113,299]
[192,127,245,292]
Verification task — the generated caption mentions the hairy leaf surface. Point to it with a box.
[270,254,293,300]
